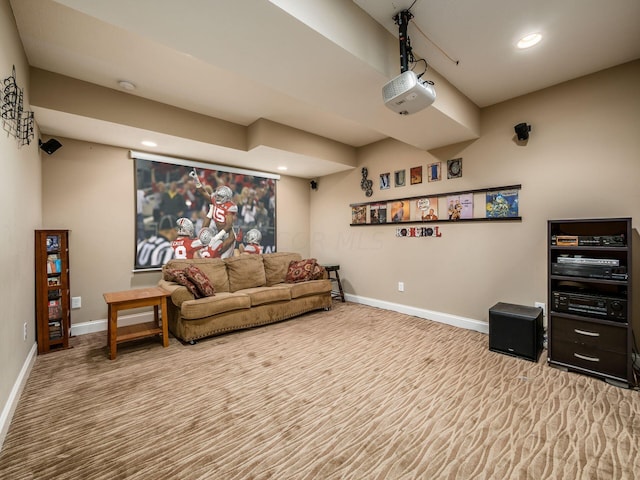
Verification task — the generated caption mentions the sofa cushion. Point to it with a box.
[263,252,303,286]
[164,258,229,293]
[236,286,292,306]
[165,268,201,298]
[184,265,216,297]
[286,258,320,283]
[286,279,332,299]
[180,292,251,320]
[225,255,266,292]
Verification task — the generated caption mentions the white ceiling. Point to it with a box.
[357,0,640,108]
[10,0,640,178]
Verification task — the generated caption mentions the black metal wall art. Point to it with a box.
[2,65,35,148]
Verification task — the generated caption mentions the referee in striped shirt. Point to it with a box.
[136,215,177,269]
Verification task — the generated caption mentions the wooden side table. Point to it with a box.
[323,264,345,302]
[103,287,170,360]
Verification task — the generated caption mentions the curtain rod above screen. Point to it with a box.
[130,151,281,180]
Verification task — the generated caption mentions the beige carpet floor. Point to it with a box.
[1,301,639,479]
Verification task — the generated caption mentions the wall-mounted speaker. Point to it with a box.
[514,123,531,141]
[39,138,63,155]
[489,302,543,362]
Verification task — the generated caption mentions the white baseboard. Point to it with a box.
[72,298,487,336]
[344,293,489,334]
[71,311,155,336]
[0,342,37,452]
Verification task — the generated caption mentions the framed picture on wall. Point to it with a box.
[390,199,410,222]
[380,172,391,190]
[486,190,519,218]
[369,202,387,223]
[412,197,439,221]
[394,169,406,187]
[410,166,422,185]
[446,193,473,220]
[351,205,367,224]
[447,158,463,179]
[133,153,278,270]
[427,162,441,182]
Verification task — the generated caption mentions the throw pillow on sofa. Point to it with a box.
[286,258,321,283]
[311,263,326,280]
[165,268,201,298]
[184,265,216,297]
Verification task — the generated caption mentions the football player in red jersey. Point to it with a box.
[170,218,204,259]
[196,228,223,258]
[190,169,238,259]
[204,185,238,258]
[238,228,262,254]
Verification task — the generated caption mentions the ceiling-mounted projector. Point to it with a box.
[383,70,436,115]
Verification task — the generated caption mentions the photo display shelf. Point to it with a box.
[350,184,522,226]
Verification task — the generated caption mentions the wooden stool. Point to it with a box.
[323,265,345,302]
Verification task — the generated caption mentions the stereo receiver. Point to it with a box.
[552,291,627,321]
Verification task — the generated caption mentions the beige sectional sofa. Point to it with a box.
[158,252,333,343]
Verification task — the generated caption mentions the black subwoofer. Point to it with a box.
[489,302,543,362]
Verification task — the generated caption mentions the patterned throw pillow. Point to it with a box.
[184,265,216,297]
[285,258,319,283]
[165,268,201,298]
[311,263,326,280]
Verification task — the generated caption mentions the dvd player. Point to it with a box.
[556,256,619,266]
[551,234,626,247]
[551,263,628,280]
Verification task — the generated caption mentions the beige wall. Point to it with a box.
[0,0,42,441]
[30,68,247,152]
[310,60,640,326]
[42,141,148,324]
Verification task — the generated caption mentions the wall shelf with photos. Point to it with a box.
[350,184,522,226]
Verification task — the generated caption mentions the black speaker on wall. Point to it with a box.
[489,302,543,362]
[39,138,63,155]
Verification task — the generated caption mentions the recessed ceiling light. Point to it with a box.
[517,33,542,49]
[277,166,288,171]
[141,140,157,147]
[118,80,136,91]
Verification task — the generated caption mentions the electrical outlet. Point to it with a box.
[535,302,546,317]
[398,282,404,292]
[72,296,82,309]
[23,322,27,341]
